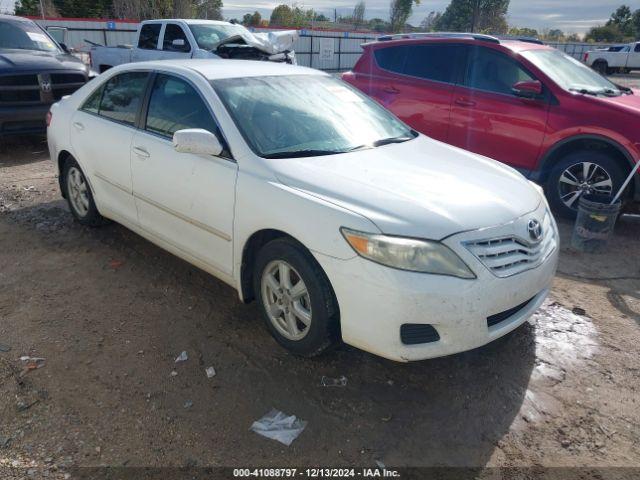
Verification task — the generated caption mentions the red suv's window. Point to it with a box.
[374,44,461,84]
[462,46,534,96]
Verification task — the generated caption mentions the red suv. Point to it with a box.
[342,34,640,217]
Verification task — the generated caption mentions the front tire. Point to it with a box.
[62,158,106,227]
[253,238,340,357]
[545,151,626,219]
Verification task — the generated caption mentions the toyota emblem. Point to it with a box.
[527,219,543,242]
[40,81,52,93]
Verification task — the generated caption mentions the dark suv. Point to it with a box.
[343,33,640,217]
[0,15,93,135]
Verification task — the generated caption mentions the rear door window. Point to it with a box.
[462,46,534,96]
[138,24,161,50]
[375,44,461,84]
[162,24,190,52]
[402,44,460,83]
[98,72,149,126]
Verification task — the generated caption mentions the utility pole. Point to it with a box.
[39,0,45,19]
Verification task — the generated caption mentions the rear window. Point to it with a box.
[138,24,161,50]
[374,46,407,74]
[374,44,460,84]
[98,72,149,126]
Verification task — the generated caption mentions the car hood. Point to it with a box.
[214,30,298,55]
[0,49,86,73]
[600,89,640,113]
[271,136,542,239]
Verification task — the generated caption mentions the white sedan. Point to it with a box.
[47,60,559,362]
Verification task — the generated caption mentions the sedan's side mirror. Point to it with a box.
[60,42,70,53]
[173,129,223,156]
[513,80,543,99]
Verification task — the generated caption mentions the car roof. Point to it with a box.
[120,59,328,80]
[0,14,35,23]
[142,19,235,26]
[366,34,553,53]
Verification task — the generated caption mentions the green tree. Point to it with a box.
[419,11,442,31]
[14,0,41,16]
[633,9,640,39]
[195,0,223,20]
[52,0,112,17]
[585,23,624,43]
[270,4,293,26]
[353,1,366,28]
[607,5,634,37]
[243,11,262,26]
[389,0,421,33]
[435,0,509,34]
[369,17,390,32]
[508,27,538,38]
[544,28,565,41]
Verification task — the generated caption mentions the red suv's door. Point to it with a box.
[352,43,463,143]
[448,45,550,171]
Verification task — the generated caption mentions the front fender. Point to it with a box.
[233,171,380,293]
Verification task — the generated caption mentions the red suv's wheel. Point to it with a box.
[546,151,626,219]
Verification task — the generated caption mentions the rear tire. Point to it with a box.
[62,157,107,227]
[253,238,340,357]
[545,151,627,219]
[592,60,608,75]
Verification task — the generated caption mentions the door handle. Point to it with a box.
[454,98,477,107]
[132,146,150,158]
[383,86,400,94]
[73,122,84,131]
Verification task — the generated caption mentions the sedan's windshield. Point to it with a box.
[0,20,60,53]
[189,23,253,51]
[521,49,621,96]
[213,75,415,158]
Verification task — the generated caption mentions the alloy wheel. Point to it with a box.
[67,166,90,217]
[557,161,613,209]
[260,260,312,341]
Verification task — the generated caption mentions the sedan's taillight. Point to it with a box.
[46,111,52,127]
[584,53,589,62]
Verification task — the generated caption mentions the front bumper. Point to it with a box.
[0,104,50,135]
[314,206,559,362]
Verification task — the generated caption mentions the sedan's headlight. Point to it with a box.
[341,228,475,279]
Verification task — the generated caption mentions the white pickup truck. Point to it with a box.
[584,42,640,75]
[89,19,298,72]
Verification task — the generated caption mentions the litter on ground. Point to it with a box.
[250,409,307,446]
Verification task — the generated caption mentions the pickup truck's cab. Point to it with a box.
[90,19,297,72]
[585,42,640,75]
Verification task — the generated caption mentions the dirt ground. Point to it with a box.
[0,135,639,479]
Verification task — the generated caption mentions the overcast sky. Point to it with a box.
[225,0,625,34]
[1,0,628,34]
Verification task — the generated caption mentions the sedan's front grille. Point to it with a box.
[0,71,86,106]
[464,211,556,278]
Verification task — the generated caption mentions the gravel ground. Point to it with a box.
[0,136,639,479]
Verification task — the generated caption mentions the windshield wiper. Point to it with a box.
[262,149,343,159]
[346,134,416,152]
[569,87,621,97]
[372,135,415,147]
